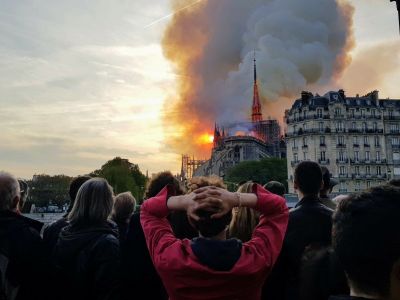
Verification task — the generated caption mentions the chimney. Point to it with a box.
[301,91,313,105]
[338,89,346,100]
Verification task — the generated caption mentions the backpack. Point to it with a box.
[0,239,20,300]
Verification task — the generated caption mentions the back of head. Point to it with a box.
[389,179,400,188]
[68,176,91,211]
[0,171,20,212]
[264,181,286,197]
[188,176,232,238]
[145,171,184,199]
[294,161,323,196]
[112,192,136,223]
[68,178,114,226]
[333,185,400,298]
[229,182,259,242]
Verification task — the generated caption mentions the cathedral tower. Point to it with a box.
[251,53,263,123]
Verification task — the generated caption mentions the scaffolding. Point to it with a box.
[181,155,207,179]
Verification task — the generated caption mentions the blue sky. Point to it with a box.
[0,0,399,178]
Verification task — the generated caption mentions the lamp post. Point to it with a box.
[391,0,400,33]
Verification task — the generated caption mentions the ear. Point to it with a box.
[390,258,400,300]
[12,196,20,210]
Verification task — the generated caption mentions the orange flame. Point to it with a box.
[198,133,214,145]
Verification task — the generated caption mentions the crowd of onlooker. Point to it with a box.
[1,161,400,300]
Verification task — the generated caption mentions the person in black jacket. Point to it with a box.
[330,185,400,300]
[0,171,48,300]
[263,161,333,300]
[121,171,185,300]
[111,192,136,244]
[52,177,120,300]
[42,175,91,254]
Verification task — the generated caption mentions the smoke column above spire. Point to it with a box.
[162,0,354,157]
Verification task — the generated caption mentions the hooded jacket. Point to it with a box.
[140,185,289,300]
[0,210,48,300]
[52,221,120,300]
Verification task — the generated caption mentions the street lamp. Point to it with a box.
[391,0,400,33]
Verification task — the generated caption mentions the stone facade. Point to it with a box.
[193,136,271,178]
[285,90,400,193]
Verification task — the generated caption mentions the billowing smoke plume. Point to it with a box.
[162,0,354,157]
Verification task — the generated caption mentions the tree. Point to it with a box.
[91,157,147,201]
[225,158,288,190]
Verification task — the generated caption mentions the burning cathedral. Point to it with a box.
[190,57,285,178]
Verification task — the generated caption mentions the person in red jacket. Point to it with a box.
[140,181,289,300]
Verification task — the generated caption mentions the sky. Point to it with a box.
[0,0,399,179]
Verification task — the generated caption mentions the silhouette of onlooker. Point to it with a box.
[111,192,136,243]
[330,185,400,300]
[140,177,288,299]
[228,181,260,242]
[43,175,91,253]
[264,181,286,197]
[0,171,48,300]
[122,171,184,300]
[320,167,338,210]
[52,178,119,300]
[263,161,333,300]
[299,247,349,300]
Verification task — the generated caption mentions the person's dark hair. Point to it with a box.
[145,171,184,199]
[333,185,400,297]
[300,247,349,300]
[69,176,91,211]
[264,181,286,197]
[294,161,322,195]
[321,167,331,191]
[188,176,231,238]
[388,178,400,187]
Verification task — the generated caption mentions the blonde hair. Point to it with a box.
[111,192,136,223]
[188,176,226,192]
[68,178,114,225]
[228,182,260,242]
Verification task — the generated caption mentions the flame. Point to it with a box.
[197,133,214,145]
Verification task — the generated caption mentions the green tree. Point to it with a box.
[91,157,147,201]
[225,158,288,190]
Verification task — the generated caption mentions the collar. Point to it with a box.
[295,195,321,208]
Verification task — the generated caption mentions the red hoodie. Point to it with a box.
[140,184,289,300]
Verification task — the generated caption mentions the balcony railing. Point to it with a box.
[320,143,326,147]
[350,159,387,164]
[336,144,346,148]
[318,159,330,165]
[336,159,349,164]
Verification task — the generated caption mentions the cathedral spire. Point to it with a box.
[252,51,263,123]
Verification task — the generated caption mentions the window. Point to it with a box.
[320,151,326,161]
[304,123,307,131]
[303,152,307,160]
[376,151,381,161]
[335,108,341,116]
[352,122,356,130]
[320,136,325,145]
[355,166,360,175]
[339,151,346,161]
[374,136,380,147]
[373,122,377,131]
[294,153,298,162]
[366,151,370,161]
[389,110,394,119]
[356,181,361,190]
[340,182,346,192]
[303,110,307,119]
[336,121,344,131]
[377,166,382,175]
[363,122,368,131]
[353,136,358,145]
[350,109,355,118]
[354,151,359,161]
[319,122,324,132]
[294,112,299,121]
[361,109,365,117]
[364,136,369,145]
[340,166,346,175]
[390,124,399,133]
[317,109,323,118]
[303,137,307,146]
[392,137,400,146]
[293,125,297,134]
[366,166,371,175]
[372,109,376,117]
[367,181,371,189]
[338,136,345,145]
[293,139,297,147]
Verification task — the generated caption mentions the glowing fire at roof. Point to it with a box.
[198,133,214,145]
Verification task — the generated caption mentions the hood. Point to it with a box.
[54,221,118,265]
[191,238,242,271]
